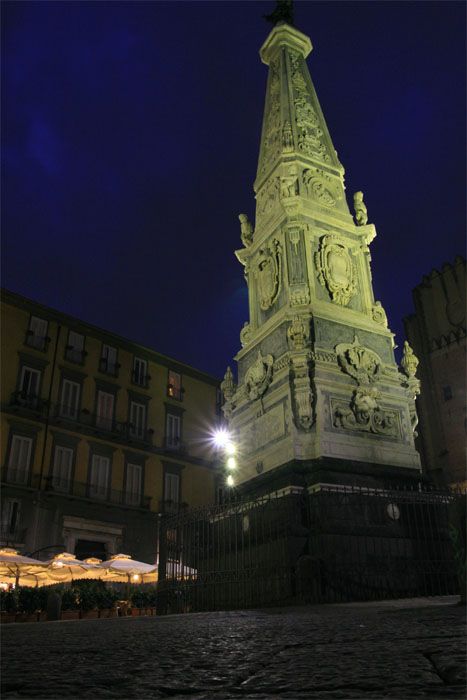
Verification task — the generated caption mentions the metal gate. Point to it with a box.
[156,484,465,614]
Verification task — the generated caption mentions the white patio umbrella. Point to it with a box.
[44,552,99,584]
[0,548,49,587]
[98,553,158,584]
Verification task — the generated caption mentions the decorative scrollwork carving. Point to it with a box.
[240,322,252,348]
[244,350,274,401]
[315,235,357,306]
[372,301,388,327]
[255,238,282,311]
[287,316,310,351]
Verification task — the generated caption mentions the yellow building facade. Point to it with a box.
[1,289,222,561]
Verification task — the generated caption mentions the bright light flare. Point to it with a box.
[225,442,236,455]
[226,475,235,487]
[212,429,231,449]
[226,457,237,470]
[131,574,141,582]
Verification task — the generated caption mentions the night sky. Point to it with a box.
[2,1,465,379]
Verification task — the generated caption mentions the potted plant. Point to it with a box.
[0,588,18,623]
[60,587,80,620]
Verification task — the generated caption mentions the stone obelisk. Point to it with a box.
[222,17,421,494]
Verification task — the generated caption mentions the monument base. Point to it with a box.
[235,457,427,499]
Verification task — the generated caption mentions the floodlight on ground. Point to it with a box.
[225,442,236,456]
[226,457,237,470]
[212,428,231,449]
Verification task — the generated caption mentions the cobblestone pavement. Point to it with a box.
[1,597,465,699]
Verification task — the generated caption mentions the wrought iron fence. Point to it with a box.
[156,483,465,614]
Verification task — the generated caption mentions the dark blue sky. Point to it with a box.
[2,1,465,378]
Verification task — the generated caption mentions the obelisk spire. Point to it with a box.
[255,14,349,222]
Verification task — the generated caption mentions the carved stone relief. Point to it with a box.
[255,238,282,310]
[332,336,398,437]
[335,335,381,386]
[280,165,299,199]
[290,284,310,306]
[287,226,306,285]
[244,350,274,401]
[256,176,281,219]
[288,50,331,164]
[302,168,342,207]
[315,235,357,306]
[333,390,398,437]
[260,59,281,176]
[290,353,314,431]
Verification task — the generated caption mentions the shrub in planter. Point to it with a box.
[18,587,42,615]
[95,584,119,611]
[0,589,18,614]
[60,587,78,611]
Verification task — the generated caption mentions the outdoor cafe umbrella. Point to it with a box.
[44,552,101,584]
[0,547,49,587]
[98,553,158,584]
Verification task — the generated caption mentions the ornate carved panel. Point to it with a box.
[255,238,282,311]
[315,235,357,306]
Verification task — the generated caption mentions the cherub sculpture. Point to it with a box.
[239,213,254,247]
[353,191,368,226]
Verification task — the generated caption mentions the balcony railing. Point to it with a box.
[7,395,154,447]
[25,330,50,352]
[1,468,151,509]
[131,370,151,388]
[163,437,186,453]
[42,477,151,509]
[9,391,45,412]
[64,346,87,364]
[1,467,31,487]
[98,357,120,377]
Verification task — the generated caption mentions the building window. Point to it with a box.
[89,454,110,500]
[65,331,86,364]
[132,357,149,387]
[52,445,73,492]
[1,499,21,540]
[442,385,453,401]
[25,316,48,351]
[99,344,119,376]
[125,463,142,506]
[164,472,180,505]
[129,401,146,439]
[7,435,33,485]
[167,370,182,400]
[18,366,41,407]
[166,413,181,449]
[96,390,115,431]
[59,379,81,419]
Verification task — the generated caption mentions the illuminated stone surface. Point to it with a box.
[1,598,465,698]
[225,21,422,488]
